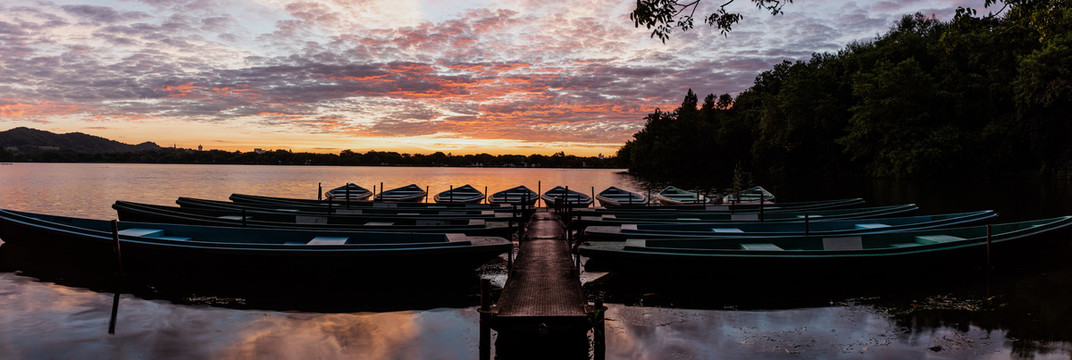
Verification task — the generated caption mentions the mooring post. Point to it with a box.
[986,224,992,268]
[538,181,542,208]
[327,197,332,215]
[804,214,810,235]
[759,195,764,222]
[345,185,351,209]
[449,184,453,203]
[425,186,429,203]
[318,182,322,201]
[241,209,247,227]
[591,186,595,208]
[110,220,123,274]
[484,186,488,204]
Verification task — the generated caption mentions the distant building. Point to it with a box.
[598,153,604,160]
[254,148,267,154]
[198,145,203,151]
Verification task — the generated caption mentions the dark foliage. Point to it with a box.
[619,1,1072,184]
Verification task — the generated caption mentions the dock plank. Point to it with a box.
[492,210,589,331]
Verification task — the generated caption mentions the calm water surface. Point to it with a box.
[1,163,1071,359]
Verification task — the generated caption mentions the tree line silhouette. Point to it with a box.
[618,2,1072,186]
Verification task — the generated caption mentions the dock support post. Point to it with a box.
[110,220,124,273]
[318,182,322,201]
[479,278,492,360]
[804,214,809,235]
[594,300,605,360]
[345,185,351,209]
[537,181,541,208]
[241,209,247,227]
[109,220,123,335]
[425,186,430,203]
[484,186,488,204]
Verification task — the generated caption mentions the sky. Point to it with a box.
[0,0,991,156]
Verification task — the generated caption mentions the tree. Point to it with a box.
[630,0,794,42]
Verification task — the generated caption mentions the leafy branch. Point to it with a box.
[630,0,794,42]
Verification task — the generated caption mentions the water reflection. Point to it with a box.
[4,164,1072,358]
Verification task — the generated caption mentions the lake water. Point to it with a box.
[1,163,1071,359]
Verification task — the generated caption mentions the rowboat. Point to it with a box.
[324,183,372,201]
[654,186,709,205]
[170,198,510,220]
[376,184,427,203]
[542,186,593,208]
[723,186,775,204]
[434,185,485,204]
[582,210,997,240]
[580,198,865,214]
[0,209,512,276]
[176,197,506,216]
[596,187,648,207]
[229,193,510,209]
[488,186,539,206]
[113,201,513,236]
[579,216,1072,275]
[572,204,920,226]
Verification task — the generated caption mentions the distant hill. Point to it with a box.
[0,127,161,153]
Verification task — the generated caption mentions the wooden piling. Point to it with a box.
[110,220,123,274]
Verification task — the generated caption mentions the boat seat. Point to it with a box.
[731,214,759,221]
[334,209,363,214]
[398,213,420,216]
[676,218,701,222]
[365,221,395,226]
[295,215,328,224]
[307,236,348,245]
[855,223,890,229]
[118,228,190,241]
[889,243,917,248]
[740,243,783,251]
[154,236,191,241]
[218,215,248,220]
[915,235,965,244]
[711,228,744,233]
[118,228,164,237]
[822,236,863,250]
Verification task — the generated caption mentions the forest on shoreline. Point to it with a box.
[0,147,616,168]
[618,1,1072,186]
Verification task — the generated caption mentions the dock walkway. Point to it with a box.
[489,209,590,334]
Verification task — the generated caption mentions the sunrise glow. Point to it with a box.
[0,0,987,155]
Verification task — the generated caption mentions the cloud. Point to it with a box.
[0,0,992,153]
[60,5,150,24]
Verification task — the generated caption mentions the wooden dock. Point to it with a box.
[487,208,592,335]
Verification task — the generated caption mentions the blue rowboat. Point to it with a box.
[376,184,427,203]
[582,210,997,240]
[542,186,593,208]
[654,186,709,205]
[434,185,485,204]
[596,187,648,207]
[579,216,1072,275]
[324,183,372,201]
[0,209,512,276]
[488,186,539,206]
